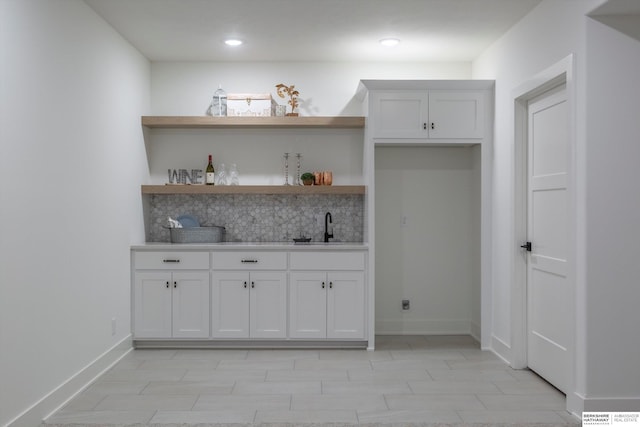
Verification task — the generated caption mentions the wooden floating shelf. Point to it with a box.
[141,116,365,129]
[142,185,366,195]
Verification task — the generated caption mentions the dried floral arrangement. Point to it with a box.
[275,83,300,116]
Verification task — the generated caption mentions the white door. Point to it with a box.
[526,84,569,393]
[327,272,365,339]
[249,271,287,338]
[172,271,210,338]
[211,272,249,338]
[289,272,327,338]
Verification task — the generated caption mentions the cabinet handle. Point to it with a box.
[322,281,325,289]
[244,281,247,288]
[329,281,333,289]
[431,122,435,130]
[173,281,177,288]
[423,122,427,130]
[163,259,180,263]
[166,281,170,288]
[251,281,255,288]
[241,259,258,264]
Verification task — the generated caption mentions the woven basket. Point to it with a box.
[169,226,224,243]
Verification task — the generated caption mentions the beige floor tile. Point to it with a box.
[140,380,234,395]
[292,394,388,411]
[124,349,177,359]
[322,380,412,395]
[93,394,197,411]
[348,367,432,381]
[193,394,291,411]
[458,410,571,424]
[100,368,186,382]
[409,379,503,394]
[150,410,256,424]
[246,349,319,360]
[84,380,149,395]
[371,358,450,370]
[255,409,358,424]
[390,349,467,360]
[446,358,514,370]
[266,368,348,381]
[428,367,518,382]
[385,393,486,410]
[476,393,567,411]
[318,349,393,361]
[233,380,321,395]
[216,359,294,370]
[45,410,155,425]
[57,393,106,412]
[494,379,564,395]
[294,358,373,370]
[357,409,463,424]
[182,368,266,381]
[137,358,219,370]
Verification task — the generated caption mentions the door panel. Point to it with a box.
[172,271,210,338]
[250,272,287,338]
[211,272,249,338]
[289,272,327,338]
[526,84,569,394]
[327,272,365,339]
[134,272,172,338]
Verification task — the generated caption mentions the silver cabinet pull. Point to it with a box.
[163,259,180,263]
[241,259,258,264]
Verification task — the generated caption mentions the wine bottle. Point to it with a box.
[205,155,215,185]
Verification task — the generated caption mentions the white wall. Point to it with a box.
[375,146,477,335]
[474,0,640,412]
[151,61,471,116]
[583,16,640,404]
[0,1,150,425]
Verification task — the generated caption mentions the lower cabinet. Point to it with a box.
[134,271,210,338]
[211,271,287,338]
[289,271,365,339]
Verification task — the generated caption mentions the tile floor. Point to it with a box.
[44,335,580,426]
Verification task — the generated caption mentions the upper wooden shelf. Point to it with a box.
[141,116,365,129]
[142,185,365,195]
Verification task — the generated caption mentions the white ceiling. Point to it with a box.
[83,0,545,62]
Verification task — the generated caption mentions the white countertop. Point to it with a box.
[131,242,368,251]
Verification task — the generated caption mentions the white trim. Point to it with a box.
[5,335,132,427]
[510,54,577,410]
[570,394,640,414]
[490,333,512,363]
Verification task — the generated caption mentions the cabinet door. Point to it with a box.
[134,272,172,338]
[249,272,287,338]
[327,272,365,339]
[172,271,210,338]
[371,92,428,139]
[289,272,327,339]
[211,272,250,338]
[428,91,484,139]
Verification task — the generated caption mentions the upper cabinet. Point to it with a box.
[360,80,493,144]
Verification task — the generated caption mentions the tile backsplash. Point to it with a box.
[148,194,364,243]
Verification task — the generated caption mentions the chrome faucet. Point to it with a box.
[324,212,334,242]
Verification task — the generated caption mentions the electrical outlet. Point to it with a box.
[402,299,410,310]
[111,318,117,336]
[401,215,408,227]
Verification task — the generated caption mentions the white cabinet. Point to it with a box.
[370,90,485,140]
[211,271,287,338]
[289,251,366,340]
[133,251,210,339]
[134,271,210,338]
[211,251,287,339]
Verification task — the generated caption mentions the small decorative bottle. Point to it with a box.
[216,163,227,185]
[229,163,240,185]
[211,85,227,116]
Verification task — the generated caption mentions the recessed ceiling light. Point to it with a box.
[224,39,243,46]
[379,38,400,47]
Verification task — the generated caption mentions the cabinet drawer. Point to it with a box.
[134,251,210,270]
[290,252,365,271]
[212,251,287,270]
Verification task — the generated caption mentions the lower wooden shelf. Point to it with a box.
[141,185,365,195]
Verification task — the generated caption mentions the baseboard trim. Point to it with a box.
[375,319,471,335]
[489,334,511,365]
[7,335,132,427]
[573,394,640,413]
